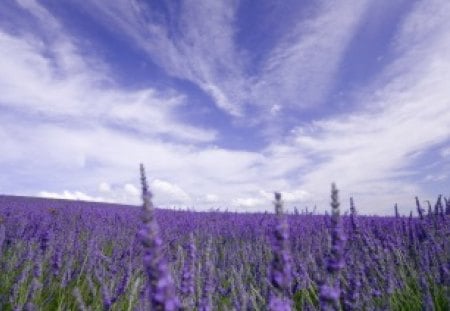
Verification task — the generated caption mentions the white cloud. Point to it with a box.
[232,189,310,212]
[124,183,139,196]
[38,190,111,202]
[259,189,310,203]
[204,194,219,203]
[272,0,450,214]
[150,179,192,205]
[78,0,372,122]
[232,197,264,209]
[79,0,246,116]
[98,182,111,193]
[251,0,371,110]
[0,3,216,143]
[0,116,302,209]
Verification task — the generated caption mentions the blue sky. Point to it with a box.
[0,0,449,214]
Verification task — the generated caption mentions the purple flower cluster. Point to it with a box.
[138,164,181,310]
[180,232,196,308]
[320,183,346,311]
[268,192,292,311]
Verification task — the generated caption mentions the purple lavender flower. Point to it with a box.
[61,256,74,288]
[51,247,62,276]
[87,274,97,297]
[0,224,5,255]
[231,267,249,311]
[419,274,434,310]
[11,264,31,304]
[25,278,42,311]
[199,239,214,311]
[73,287,88,311]
[180,233,196,308]
[349,197,358,234]
[102,282,112,311]
[268,192,292,311]
[320,183,345,311]
[437,195,445,219]
[39,227,50,255]
[138,164,181,311]
[343,262,361,310]
[416,196,424,220]
[434,195,442,216]
[426,200,432,217]
[445,197,450,215]
[112,262,131,303]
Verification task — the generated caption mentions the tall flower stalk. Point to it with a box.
[138,164,180,310]
[199,238,214,311]
[180,233,196,308]
[349,197,358,234]
[320,183,346,311]
[416,196,424,220]
[268,192,292,311]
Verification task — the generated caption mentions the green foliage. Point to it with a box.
[430,282,450,311]
[293,286,319,310]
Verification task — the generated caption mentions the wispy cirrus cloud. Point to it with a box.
[251,0,371,112]
[80,0,247,116]
[79,0,373,123]
[272,0,450,213]
[0,0,216,143]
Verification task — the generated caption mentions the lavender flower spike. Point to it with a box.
[269,192,292,311]
[416,196,424,220]
[349,197,358,234]
[138,164,181,311]
[180,233,196,309]
[199,239,214,311]
[320,183,346,311]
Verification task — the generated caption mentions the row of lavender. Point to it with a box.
[0,173,448,310]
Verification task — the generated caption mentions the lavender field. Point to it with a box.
[0,168,448,311]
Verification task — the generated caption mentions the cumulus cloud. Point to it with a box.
[259,189,310,203]
[123,183,139,196]
[231,189,310,212]
[98,182,111,193]
[39,190,111,202]
[150,179,192,206]
[232,197,264,209]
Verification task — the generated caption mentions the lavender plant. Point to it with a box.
[138,164,181,310]
[320,183,345,311]
[268,192,292,311]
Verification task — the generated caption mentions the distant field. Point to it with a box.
[0,191,448,310]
